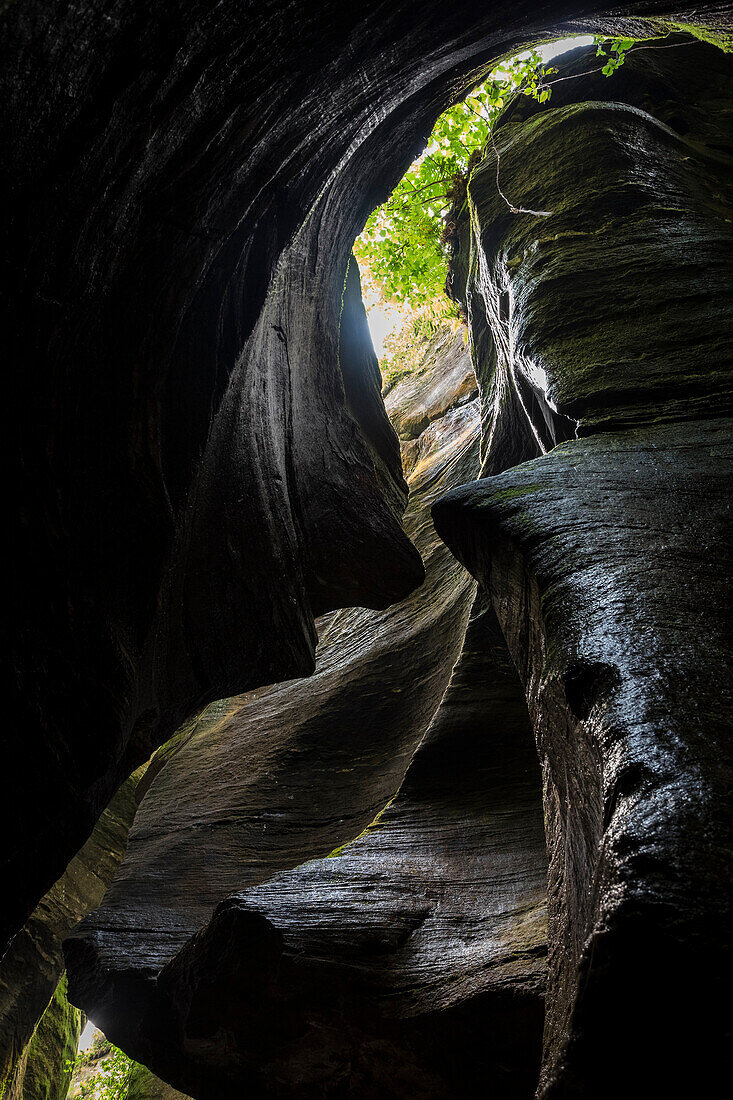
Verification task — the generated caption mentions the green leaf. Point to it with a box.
[354,46,595,311]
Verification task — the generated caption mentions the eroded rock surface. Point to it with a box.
[0,771,143,1095]
[66,327,550,1096]
[434,41,733,1097]
[385,326,478,451]
[5,975,82,1100]
[4,0,727,955]
[211,592,546,1098]
[3,4,732,1098]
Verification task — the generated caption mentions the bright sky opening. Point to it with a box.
[363,35,593,357]
[78,1019,98,1052]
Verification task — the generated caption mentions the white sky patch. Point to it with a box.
[367,304,399,358]
[362,281,410,358]
[363,35,594,356]
[77,1019,99,1052]
[536,35,594,61]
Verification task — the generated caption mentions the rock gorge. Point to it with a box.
[2,2,732,1098]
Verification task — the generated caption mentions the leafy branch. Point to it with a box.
[68,1038,135,1099]
[595,35,635,76]
[355,32,717,381]
[354,49,558,308]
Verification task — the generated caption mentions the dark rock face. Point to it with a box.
[3,4,732,1097]
[434,41,733,1098]
[211,594,547,1099]
[64,329,483,1091]
[4,0,729,956]
[66,331,549,1097]
[0,771,142,1094]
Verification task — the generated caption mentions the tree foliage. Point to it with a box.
[69,1037,134,1100]
[353,37,641,313]
[353,49,558,309]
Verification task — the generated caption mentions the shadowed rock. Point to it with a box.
[206,593,547,1098]
[434,41,733,1098]
[4,0,729,955]
[0,771,143,1095]
[4,975,82,1100]
[67,327,526,1096]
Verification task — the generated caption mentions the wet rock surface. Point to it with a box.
[435,41,733,1098]
[4,0,727,956]
[68,329,536,1096]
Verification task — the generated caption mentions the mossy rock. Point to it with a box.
[5,974,82,1100]
[125,1063,192,1100]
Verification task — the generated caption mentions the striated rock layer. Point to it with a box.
[4,0,730,954]
[213,592,547,1098]
[434,41,733,1098]
[67,327,549,1096]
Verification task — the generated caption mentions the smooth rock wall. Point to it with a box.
[66,324,492,1096]
[4,0,728,953]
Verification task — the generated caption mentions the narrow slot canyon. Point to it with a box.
[2,5,732,1099]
